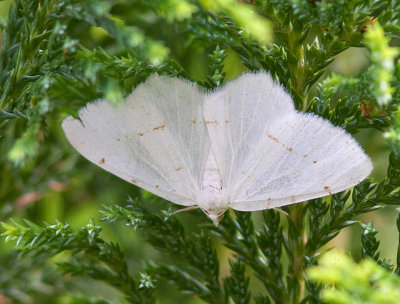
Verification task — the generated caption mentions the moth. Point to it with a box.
[62,72,373,225]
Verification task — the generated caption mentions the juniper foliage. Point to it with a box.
[1,0,400,303]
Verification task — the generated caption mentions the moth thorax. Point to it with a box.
[197,145,228,224]
[201,146,223,190]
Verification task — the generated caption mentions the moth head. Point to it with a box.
[196,188,230,226]
[202,209,227,226]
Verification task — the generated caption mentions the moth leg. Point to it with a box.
[173,205,199,214]
[273,207,288,216]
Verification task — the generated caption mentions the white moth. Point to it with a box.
[62,72,373,225]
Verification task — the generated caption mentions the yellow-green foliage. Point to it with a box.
[308,251,400,304]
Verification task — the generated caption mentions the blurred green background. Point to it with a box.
[0,0,398,303]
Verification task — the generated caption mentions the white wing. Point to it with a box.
[62,74,210,206]
[204,72,373,211]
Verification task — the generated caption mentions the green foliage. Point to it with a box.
[364,23,399,106]
[1,0,400,303]
[199,0,272,45]
[1,218,155,303]
[101,200,224,304]
[307,251,400,304]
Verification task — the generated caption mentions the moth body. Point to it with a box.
[197,146,229,225]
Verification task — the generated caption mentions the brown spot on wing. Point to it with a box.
[192,120,197,124]
[131,179,137,184]
[153,124,166,131]
[155,185,159,188]
[324,186,332,195]
[138,132,144,136]
[268,134,321,164]
[99,158,105,164]
[267,133,279,143]
[225,120,230,123]
[176,167,182,171]
[268,134,293,153]
[205,120,218,125]
[116,138,120,141]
